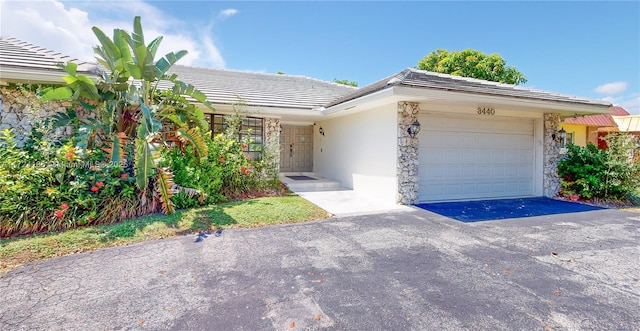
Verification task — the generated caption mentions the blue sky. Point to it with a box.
[2,1,639,113]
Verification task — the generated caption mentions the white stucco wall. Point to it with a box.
[313,105,398,203]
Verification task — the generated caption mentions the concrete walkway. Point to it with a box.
[280,173,413,216]
[296,190,414,216]
[1,208,639,330]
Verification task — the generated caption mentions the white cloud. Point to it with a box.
[620,95,640,115]
[0,0,226,68]
[219,8,238,18]
[197,23,226,68]
[600,93,640,115]
[0,0,96,61]
[594,81,628,95]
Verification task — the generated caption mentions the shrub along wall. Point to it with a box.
[558,133,640,201]
[0,86,283,237]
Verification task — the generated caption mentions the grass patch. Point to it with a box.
[0,196,328,274]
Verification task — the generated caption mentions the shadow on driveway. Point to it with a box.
[415,197,605,222]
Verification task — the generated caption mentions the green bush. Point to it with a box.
[558,133,640,200]
[207,131,254,198]
[161,139,225,209]
[0,129,138,236]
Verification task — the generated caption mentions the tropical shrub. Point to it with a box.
[0,128,138,236]
[1,16,285,237]
[39,16,213,215]
[161,139,224,209]
[208,127,254,198]
[558,133,640,200]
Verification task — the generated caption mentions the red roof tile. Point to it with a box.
[563,106,629,126]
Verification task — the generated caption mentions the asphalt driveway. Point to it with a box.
[1,208,639,330]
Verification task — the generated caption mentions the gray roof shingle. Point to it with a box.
[167,65,357,110]
[0,36,355,110]
[326,68,611,108]
[1,36,609,111]
[0,36,96,75]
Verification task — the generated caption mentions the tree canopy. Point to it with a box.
[332,78,358,87]
[417,49,527,85]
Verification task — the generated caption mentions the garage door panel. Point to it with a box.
[418,114,535,202]
[425,117,533,133]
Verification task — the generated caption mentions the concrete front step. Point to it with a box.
[279,173,344,192]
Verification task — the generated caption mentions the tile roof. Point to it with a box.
[166,65,357,110]
[563,106,630,126]
[0,36,96,76]
[326,68,612,108]
[0,36,355,110]
[0,36,612,112]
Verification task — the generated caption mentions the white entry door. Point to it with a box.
[418,114,535,202]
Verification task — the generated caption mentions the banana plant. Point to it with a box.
[39,16,214,214]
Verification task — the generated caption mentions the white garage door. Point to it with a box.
[418,114,535,202]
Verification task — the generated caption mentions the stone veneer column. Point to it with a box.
[263,117,281,166]
[543,113,562,197]
[397,101,420,204]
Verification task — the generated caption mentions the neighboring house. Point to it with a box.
[0,36,613,205]
[613,115,640,137]
[561,106,630,148]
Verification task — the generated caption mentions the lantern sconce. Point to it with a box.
[319,127,325,136]
[407,120,421,138]
[552,127,567,142]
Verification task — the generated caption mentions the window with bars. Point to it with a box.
[209,114,264,160]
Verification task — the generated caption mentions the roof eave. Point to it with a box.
[0,67,99,84]
[321,85,612,117]
[321,86,396,117]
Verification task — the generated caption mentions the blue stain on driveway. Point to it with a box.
[415,197,605,222]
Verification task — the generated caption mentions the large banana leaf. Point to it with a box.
[147,36,163,59]
[138,103,158,137]
[49,111,77,127]
[92,27,121,72]
[38,63,99,102]
[38,86,72,102]
[155,50,188,80]
[176,126,208,159]
[156,167,175,214]
[113,29,132,73]
[131,16,146,48]
[134,134,156,191]
[170,80,215,112]
[103,132,128,164]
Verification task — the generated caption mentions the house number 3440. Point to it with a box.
[477,107,495,115]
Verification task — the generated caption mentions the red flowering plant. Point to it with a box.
[207,131,253,199]
[0,127,144,236]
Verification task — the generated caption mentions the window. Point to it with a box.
[210,114,264,160]
[563,132,574,148]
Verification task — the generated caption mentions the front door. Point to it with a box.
[280,125,313,172]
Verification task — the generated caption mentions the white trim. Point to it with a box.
[322,85,611,119]
[321,87,396,116]
[0,68,98,84]
[533,118,544,196]
[393,86,611,113]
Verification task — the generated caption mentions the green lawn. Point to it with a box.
[0,196,328,274]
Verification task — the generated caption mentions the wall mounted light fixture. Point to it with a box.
[319,127,325,136]
[407,120,421,137]
[552,127,567,142]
